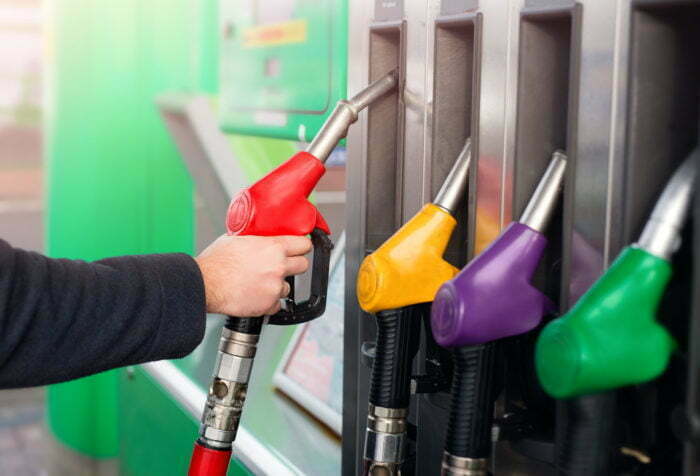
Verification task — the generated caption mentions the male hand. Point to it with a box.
[195,235,312,317]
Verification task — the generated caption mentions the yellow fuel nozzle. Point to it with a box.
[357,139,472,313]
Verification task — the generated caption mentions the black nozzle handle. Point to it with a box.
[268,228,333,326]
[225,316,263,335]
[556,393,615,476]
[226,228,332,330]
[445,343,498,459]
[369,305,423,409]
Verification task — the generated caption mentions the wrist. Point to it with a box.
[195,256,221,314]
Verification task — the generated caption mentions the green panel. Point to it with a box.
[118,368,251,476]
[228,135,298,182]
[47,372,119,458]
[219,0,348,141]
[45,0,218,458]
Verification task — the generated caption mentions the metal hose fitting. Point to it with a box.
[198,327,260,449]
[364,405,408,476]
[441,453,489,476]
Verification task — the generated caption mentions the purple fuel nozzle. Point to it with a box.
[431,151,566,348]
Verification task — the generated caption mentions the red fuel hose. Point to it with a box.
[189,442,232,476]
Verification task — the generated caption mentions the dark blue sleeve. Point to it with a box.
[0,239,206,388]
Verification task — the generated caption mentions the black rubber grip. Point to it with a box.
[556,393,615,475]
[445,343,498,458]
[369,306,422,409]
[225,316,263,335]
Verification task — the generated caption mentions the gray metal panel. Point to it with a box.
[472,0,523,256]
[566,0,625,305]
[345,2,407,474]
[413,7,483,475]
[375,0,404,21]
[431,13,481,266]
[442,0,479,15]
[343,1,371,472]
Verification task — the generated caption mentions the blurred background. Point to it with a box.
[0,0,47,474]
[0,1,346,474]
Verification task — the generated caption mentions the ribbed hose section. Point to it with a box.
[369,306,422,409]
[445,343,497,458]
[556,393,615,476]
[225,316,263,335]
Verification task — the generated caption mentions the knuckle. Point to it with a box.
[269,280,284,296]
[274,264,286,278]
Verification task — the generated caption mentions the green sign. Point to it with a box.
[219,0,348,141]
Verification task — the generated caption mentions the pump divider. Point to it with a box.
[366,21,406,251]
[432,14,482,267]
[506,4,582,473]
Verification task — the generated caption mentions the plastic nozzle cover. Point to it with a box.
[431,222,554,347]
[535,154,696,398]
[357,204,458,313]
[535,247,674,398]
[226,151,329,236]
[430,151,566,347]
[357,140,470,313]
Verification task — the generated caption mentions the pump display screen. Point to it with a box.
[219,0,347,141]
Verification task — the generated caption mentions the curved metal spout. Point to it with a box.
[520,150,568,233]
[306,70,399,163]
[636,149,698,260]
[434,138,472,216]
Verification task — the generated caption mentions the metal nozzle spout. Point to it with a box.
[349,70,399,111]
[433,138,472,216]
[519,150,567,233]
[306,70,399,163]
[636,149,698,260]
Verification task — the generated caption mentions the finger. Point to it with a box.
[284,256,309,276]
[277,236,313,256]
[280,280,291,298]
[265,301,282,315]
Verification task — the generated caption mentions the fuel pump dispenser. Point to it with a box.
[187,71,398,476]
[430,151,567,475]
[355,139,472,475]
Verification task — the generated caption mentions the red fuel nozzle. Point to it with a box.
[226,151,329,237]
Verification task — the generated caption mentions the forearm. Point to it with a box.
[0,239,206,388]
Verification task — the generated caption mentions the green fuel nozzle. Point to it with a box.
[535,151,697,399]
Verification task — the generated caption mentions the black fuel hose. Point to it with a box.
[369,305,422,409]
[226,316,263,335]
[445,342,498,458]
[556,393,615,475]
